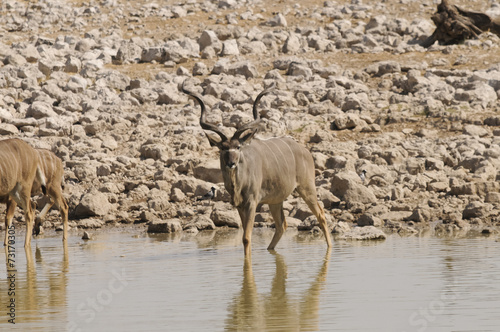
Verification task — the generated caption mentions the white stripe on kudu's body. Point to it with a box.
[183,82,332,256]
[2,148,68,245]
[0,139,46,248]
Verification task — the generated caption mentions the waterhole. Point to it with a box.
[1,227,499,331]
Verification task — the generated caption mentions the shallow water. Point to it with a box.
[1,227,500,331]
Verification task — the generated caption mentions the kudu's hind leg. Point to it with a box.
[4,199,17,246]
[24,201,36,248]
[49,191,69,242]
[268,203,288,250]
[307,201,332,247]
[58,195,69,242]
[237,202,257,256]
[297,187,332,247]
[37,186,69,241]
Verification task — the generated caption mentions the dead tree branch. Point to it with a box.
[422,0,500,47]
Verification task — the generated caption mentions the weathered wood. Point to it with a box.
[423,0,500,47]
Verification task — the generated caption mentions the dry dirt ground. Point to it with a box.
[79,0,499,140]
[9,0,498,76]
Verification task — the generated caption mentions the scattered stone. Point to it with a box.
[193,159,223,183]
[210,208,241,228]
[199,30,222,52]
[192,215,216,231]
[74,191,113,218]
[356,213,383,227]
[406,207,431,223]
[463,125,490,137]
[77,219,105,229]
[221,40,240,56]
[212,59,258,78]
[283,33,302,53]
[266,13,287,27]
[331,171,377,206]
[463,201,491,219]
[0,123,19,135]
[339,226,387,241]
[331,221,352,234]
[147,219,183,233]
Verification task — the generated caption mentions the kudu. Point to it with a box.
[183,82,332,255]
[3,148,68,246]
[0,139,46,248]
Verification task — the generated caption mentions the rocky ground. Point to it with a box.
[1,0,500,241]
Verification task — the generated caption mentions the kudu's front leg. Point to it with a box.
[237,202,257,256]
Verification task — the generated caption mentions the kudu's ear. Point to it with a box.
[204,131,223,148]
[236,128,258,145]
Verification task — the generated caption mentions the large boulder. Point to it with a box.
[357,213,383,227]
[331,171,377,206]
[115,41,143,64]
[198,30,222,52]
[74,191,113,218]
[26,101,58,119]
[212,59,258,78]
[193,159,223,183]
[210,208,241,228]
[189,215,216,231]
[463,201,492,219]
[220,39,240,56]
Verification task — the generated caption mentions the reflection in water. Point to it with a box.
[148,228,244,250]
[226,249,331,331]
[1,230,500,331]
[1,242,68,329]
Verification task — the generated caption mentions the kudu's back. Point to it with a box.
[0,139,39,195]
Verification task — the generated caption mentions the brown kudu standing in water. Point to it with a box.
[183,82,332,256]
[0,139,46,248]
[3,148,68,246]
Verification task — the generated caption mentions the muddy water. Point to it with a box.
[1,227,500,331]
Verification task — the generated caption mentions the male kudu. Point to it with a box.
[183,82,332,255]
[0,139,46,248]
